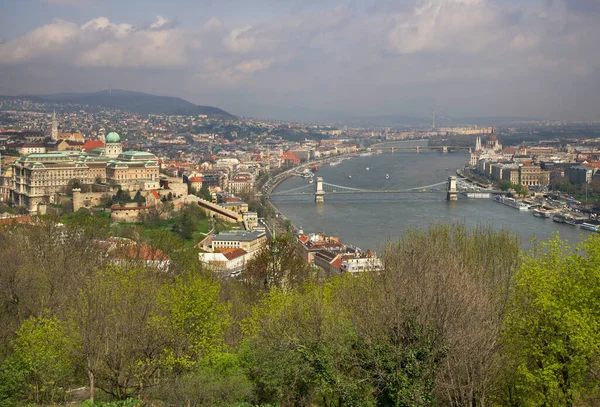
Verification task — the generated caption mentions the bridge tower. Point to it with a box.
[442,145,448,153]
[416,146,420,153]
[315,177,324,203]
[447,176,458,201]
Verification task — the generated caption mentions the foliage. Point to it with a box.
[0,355,28,407]
[11,315,77,404]
[171,203,207,240]
[244,233,315,290]
[3,218,600,406]
[155,272,230,373]
[499,235,600,406]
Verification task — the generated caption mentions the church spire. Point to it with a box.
[51,111,58,142]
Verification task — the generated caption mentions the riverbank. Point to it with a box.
[262,152,367,239]
[268,148,596,250]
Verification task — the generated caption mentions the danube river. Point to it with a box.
[271,141,594,251]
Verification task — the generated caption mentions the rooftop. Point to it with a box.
[212,230,265,242]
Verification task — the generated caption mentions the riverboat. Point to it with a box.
[581,223,600,232]
[552,213,569,223]
[385,174,390,180]
[493,195,529,211]
[533,208,552,218]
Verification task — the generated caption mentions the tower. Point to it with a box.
[447,176,458,201]
[475,136,482,151]
[51,111,58,142]
[315,177,324,203]
[104,132,123,158]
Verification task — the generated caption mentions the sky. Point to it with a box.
[0,0,599,121]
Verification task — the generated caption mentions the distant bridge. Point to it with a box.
[374,145,472,153]
[270,176,504,202]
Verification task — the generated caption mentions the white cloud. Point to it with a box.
[0,19,79,64]
[203,17,223,32]
[77,16,187,67]
[223,27,257,53]
[387,0,501,54]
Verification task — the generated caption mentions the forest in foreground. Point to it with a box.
[0,216,599,407]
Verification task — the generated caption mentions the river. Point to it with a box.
[271,140,593,251]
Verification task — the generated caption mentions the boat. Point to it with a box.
[366,167,370,171]
[329,160,342,166]
[360,152,373,157]
[533,208,552,218]
[309,178,314,184]
[552,213,569,223]
[385,174,390,180]
[566,219,578,226]
[348,175,352,179]
[581,223,599,232]
[493,195,529,211]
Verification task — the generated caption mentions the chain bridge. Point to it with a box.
[270,176,502,202]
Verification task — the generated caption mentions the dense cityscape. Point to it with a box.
[1,90,600,405]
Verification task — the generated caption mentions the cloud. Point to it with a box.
[387,0,502,54]
[0,19,79,64]
[1,0,600,119]
[76,16,188,67]
[0,16,188,68]
[41,0,86,5]
[223,27,257,53]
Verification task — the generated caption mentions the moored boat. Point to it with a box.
[581,222,599,232]
[533,208,552,218]
[552,213,569,223]
[493,195,529,211]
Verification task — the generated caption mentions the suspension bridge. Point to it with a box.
[269,176,504,202]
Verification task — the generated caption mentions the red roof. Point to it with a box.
[188,176,203,182]
[114,243,170,261]
[0,216,32,225]
[81,140,105,152]
[151,190,160,200]
[223,248,247,260]
[330,256,344,270]
[299,235,308,243]
[281,151,300,163]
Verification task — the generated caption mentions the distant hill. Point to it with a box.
[17,90,234,117]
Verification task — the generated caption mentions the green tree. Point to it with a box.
[499,180,512,191]
[500,235,600,406]
[11,315,76,404]
[154,272,230,374]
[244,233,315,290]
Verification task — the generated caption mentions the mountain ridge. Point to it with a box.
[13,89,235,117]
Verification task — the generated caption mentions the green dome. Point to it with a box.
[106,132,121,143]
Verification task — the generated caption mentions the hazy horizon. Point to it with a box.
[1,0,599,121]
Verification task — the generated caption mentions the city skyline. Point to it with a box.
[1,0,599,121]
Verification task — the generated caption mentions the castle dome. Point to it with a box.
[106,132,121,143]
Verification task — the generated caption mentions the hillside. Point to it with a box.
[18,90,234,117]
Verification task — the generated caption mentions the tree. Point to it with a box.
[499,235,600,406]
[499,180,512,191]
[244,233,315,290]
[11,315,76,404]
[379,222,521,406]
[71,265,166,400]
[154,272,230,374]
[198,186,212,201]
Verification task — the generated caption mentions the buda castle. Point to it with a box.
[10,132,160,213]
